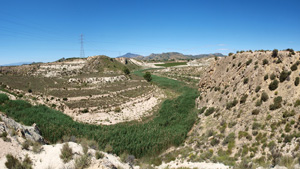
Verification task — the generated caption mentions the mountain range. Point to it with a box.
[118,52,224,61]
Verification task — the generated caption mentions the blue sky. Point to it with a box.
[0,0,300,64]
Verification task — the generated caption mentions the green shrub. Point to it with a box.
[252,122,262,130]
[5,154,32,169]
[238,131,251,140]
[226,99,238,110]
[204,107,215,116]
[264,74,269,81]
[284,123,291,133]
[269,96,282,110]
[279,156,294,168]
[143,72,152,82]
[104,144,113,153]
[223,133,235,145]
[22,141,30,150]
[261,92,269,102]
[243,78,249,84]
[252,109,260,115]
[229,53,234,56]
[123,67,130,75]
[199,107,207,114]
[282,110,295,118]
[263,59,269,65]
[240,94,248,104]
[272,49,278,58]
[255,99,262,107]
[0,94,9,104]
[246,59,252,66]
[266,114,272,120]
[294,99,300,107]
[63,98,68,101]
[210,138,220,146]
[295,77,299,86]
[291,63,298,71]
[74,154,91,169]
[95,151,104,159]
[114,107,121,112]
[32,142,42,153]
[270,73,276,80]
[81,109,88,113]
[269,80,279,91]
[255,86,261,93]
[60,143,73,163]
[5,154,22,169]
[28,89,32,93]
[279,70,289,82]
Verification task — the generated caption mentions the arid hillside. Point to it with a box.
[185,50,300,168]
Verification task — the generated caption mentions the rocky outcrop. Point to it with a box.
[0,113,45,144]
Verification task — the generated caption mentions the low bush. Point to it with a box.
[246,59,252,66]
[261,92,269,102]
[74,154,91,169]
[243,78,249,84]
[252,109,260,115]
[223,133,235,145]
[270,73,276,80]
[294,99,300,107]
[60,143,73,163]
[255,99,262,107]
[269,80,279,91]
[95,151,104,159]
[295,77,299,86]
[226,99,238,110]
[199,107,207,114]
[5,154,32,169]
[291,63,298,71]
[264,74,269,81]
[104,144,113,153]
[269,96,282,110]
[255,86,261,93]
[0,94,9,104]
[279,70,290,82]
[252,122,262,130]
[205,107,215,116]
[240,94,248,104]
[263,59,269,65]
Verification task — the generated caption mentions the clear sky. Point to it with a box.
[0,0,300,65]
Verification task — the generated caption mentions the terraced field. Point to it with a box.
[0,56,166,125]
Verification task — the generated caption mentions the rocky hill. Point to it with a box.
[184,50,300,167]
[0,55,139,77]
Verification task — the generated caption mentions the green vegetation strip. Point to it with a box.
[154,62,187,67]
[0,70,198,158]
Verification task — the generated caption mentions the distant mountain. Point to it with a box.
[1,62,33,67]
[142,52,224,61]
[117,52,224,61]
[117,53,143,59]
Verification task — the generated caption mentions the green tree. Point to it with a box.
[272,49,278,58]
[143,72,152,82]
[123,67,130,75]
